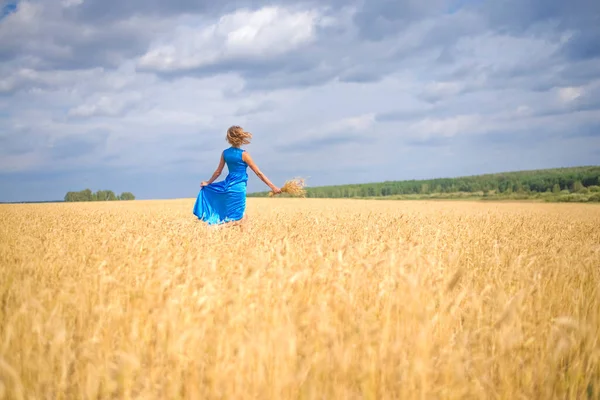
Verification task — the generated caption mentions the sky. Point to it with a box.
[0,0,599,202]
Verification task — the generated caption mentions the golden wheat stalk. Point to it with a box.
[1,199,599,399]
[269,178,306,197]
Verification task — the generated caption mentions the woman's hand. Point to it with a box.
[201,181,209,187]
[272,186,282,194]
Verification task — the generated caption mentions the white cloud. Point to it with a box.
[425,81,463,96]
[0,2,43,50]
[323,113,376,132]
[558,86,583,103]
[409,115,483,138]
[137,6,322,72]
[281,113,376,145]
[0,67,105,93]
[515,105,532,117]
[68,93,142,118]
[453,33,561,69]
[418,81,466,102]
[61,0,84,7]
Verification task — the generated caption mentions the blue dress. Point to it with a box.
[193,147,248,225]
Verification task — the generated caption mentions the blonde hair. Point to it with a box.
[226,125,252,147]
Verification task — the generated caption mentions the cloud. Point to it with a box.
[558,86,583,103]
[562,82,600,112]
[61,0,83,7]
[475,0,599,33]
[352,0,448,41]
[326,113,376,132]
[234,99,277,116]
[274,113,375,153]
[408,114,483,138]
[49,129,109,159]
[0,67,105,94]
[137,7,322,73]
[418,81,467,103]
[562,26,600,61]
[0,129,41,156]
[68,93,143,118]
[276,132,370,153]
[0,1,165,70]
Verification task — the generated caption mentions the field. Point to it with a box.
[1,198,599,399]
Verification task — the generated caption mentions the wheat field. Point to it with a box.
[1,198,599,399]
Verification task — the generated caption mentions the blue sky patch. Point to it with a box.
[0,2,17,20]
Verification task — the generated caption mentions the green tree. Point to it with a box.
[552,184,561,194]
[64,189,135,202]
[80,189,92,201]
[95,190,117,201]
[119,192,135,201]
[572,180,584,193]
[247,166,600,199]
[64,192,77,202]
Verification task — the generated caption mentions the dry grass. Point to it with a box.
[1,198,599,399]
[269,178,307,197]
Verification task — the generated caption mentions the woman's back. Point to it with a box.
[223,147,248,178]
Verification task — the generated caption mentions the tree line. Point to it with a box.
[64,189,135,202]
[248,166,600,199]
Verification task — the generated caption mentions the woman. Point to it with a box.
[193,125,281,225]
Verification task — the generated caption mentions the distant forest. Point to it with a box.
[248,166,600,202]
[64,189,135,202]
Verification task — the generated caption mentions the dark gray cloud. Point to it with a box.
[568,85,600,112]
[135,3,488,93]
[350,0,600,102]
[558,59,600,86]
[0,2,156,71]
[275,132,370,153]
[68,0,347,23]
[529,84,600,118]
[234,100,277,116]
[473,0,600,70]
[337,69,383,84]
[353,0,448,41]
[475,0,599,32]
[562,123,600,139]
[49,129,109,159]
[405,136,453,147]
[2,0,598,95]
[376,109,430,122]
[562,25,600,61]
[0,129,43,156]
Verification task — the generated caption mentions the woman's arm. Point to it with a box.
[242,152,281,193]
[201,152,225,186]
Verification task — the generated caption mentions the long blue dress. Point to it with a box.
[193,146,248,225]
